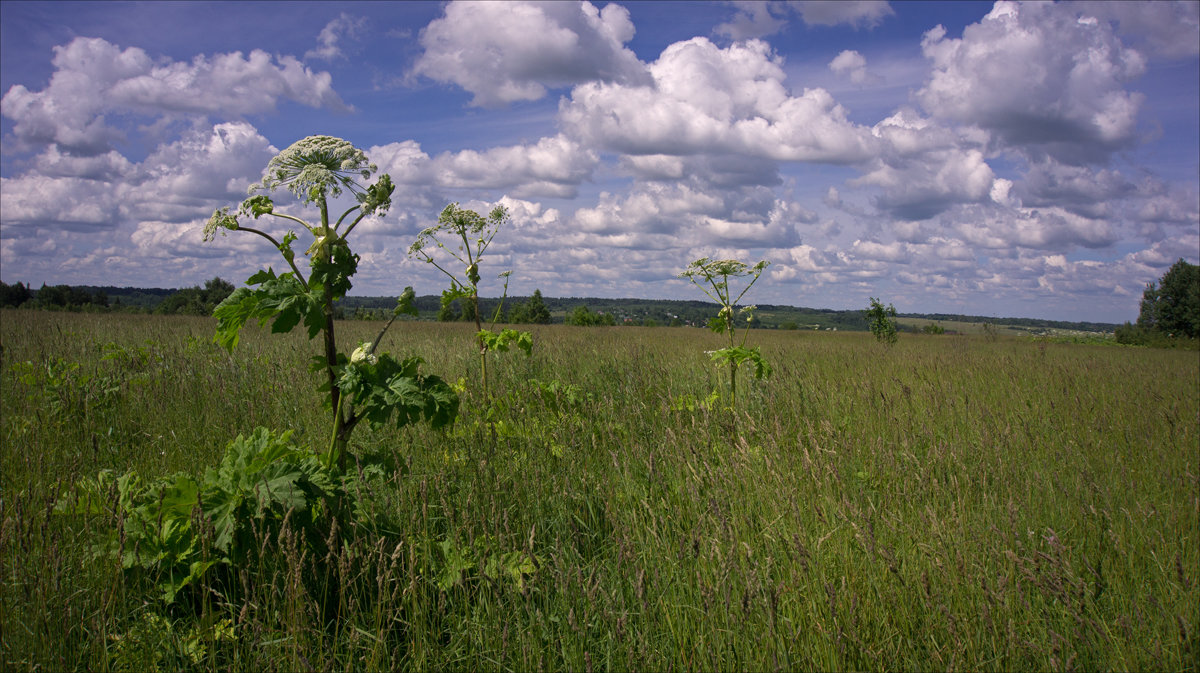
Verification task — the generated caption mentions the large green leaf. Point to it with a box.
[201,428,330,555]
[212,269,323,352]
[477,328,533,356]
[709,346,773,380]
[339,354,460,430]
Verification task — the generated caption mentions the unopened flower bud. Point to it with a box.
[351,343,378,365]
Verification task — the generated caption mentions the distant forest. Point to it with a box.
[0,279,1121,334]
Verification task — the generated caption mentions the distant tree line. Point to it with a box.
[1115,258,1199,347]
[436,289,552,324]
[0,281,33,308]
[3,278,1143,335]
[0,278,234,314]
[339,293,868,329]
[0,281,109,310]
[153,278,236,316]
[896,312,1115,333]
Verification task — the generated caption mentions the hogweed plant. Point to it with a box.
[679,257,772,409]
[409,203,532,401]
[204,135,458,471]
[56,136,464,614]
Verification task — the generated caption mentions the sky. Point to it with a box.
[1,1,1197,323]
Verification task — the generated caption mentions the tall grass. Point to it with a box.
[2,310,1196,671]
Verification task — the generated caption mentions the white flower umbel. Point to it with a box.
[252,135,377,205]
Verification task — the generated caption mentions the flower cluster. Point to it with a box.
[679,257,768,282]
[202,207,239,242]
[251,135,376,204]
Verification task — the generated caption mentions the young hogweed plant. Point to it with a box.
[204,135,458,471]
[408,203,532,400]
[679,257,772,408]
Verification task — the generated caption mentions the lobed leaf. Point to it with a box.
[478,328,534,356]
[708,346,772,380]
[213,269,324,352]
[338,354,461,431]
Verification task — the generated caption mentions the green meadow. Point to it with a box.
[2,309,1196,671]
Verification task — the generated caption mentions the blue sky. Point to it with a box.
[1,1,1197,323]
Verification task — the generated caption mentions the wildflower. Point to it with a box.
[202,207,239,241]
[250,136,376,205]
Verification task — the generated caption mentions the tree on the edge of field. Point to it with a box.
[0,281,32,307]
[566,305,597,326]
[1137,258,1200,338]
[155,277,235,315]
[524,289,552,324]
[865,297,899,345]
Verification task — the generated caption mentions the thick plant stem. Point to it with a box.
[471,292,499,445]
[479,348,489,400]
[729,359,738,408]
[727,318,740,432]
[472,293,489,399]
[728,333,739,437]
[728,325,738,407]
[323,293,347,472]
[318,196,347,471]
[328,391,346,472]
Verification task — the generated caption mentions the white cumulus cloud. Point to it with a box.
[412,0,650,107]
[1,37,348,156]
[559,37,875,163]
[852,109,998,220]
[917,1,1146,164]
[369,134,599,200]
[950,203,1119,252]
[1073,0,1200,59]
[131,122,279,223]
[828,49,879,85]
